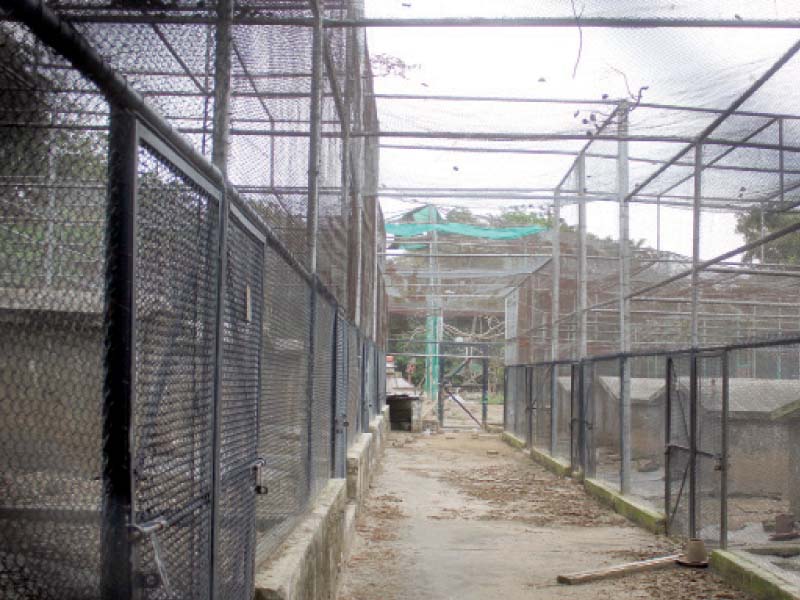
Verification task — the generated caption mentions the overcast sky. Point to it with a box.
[364,1,800,260]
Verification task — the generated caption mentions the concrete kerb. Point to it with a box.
[500,432,666,535]
[255,408,389,600]
[500,431,526,450]
[582,478,666,535]
[254,480,348,600]
[710,550,800,600]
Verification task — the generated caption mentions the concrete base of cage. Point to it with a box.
[500,431,526,449]
[529,445,572,479]
[255,407,389,600]
[582,478,666,535]
[710,550,800,600]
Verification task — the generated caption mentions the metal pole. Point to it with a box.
[780,118,785,205]
[211,0,233,173]
[618,101,632,495]
[664,357,673,532]
[438,348,445,428]
[619,357,631,494]
[481,349,489,431]
[330,311,339,478]
[577,154,588,359]
[527,366,534,448]
[101,107,137,600]
[721,350,729,549]
[551,190,561,362]
[689,352,698,538]
[307,2,324,274]
[692,143,702,347]
[209,180,229,600]
[550,364,558,456]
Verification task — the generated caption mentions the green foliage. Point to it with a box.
[736,209,800,264]
[445,207,480,224]
[491,208,551,228]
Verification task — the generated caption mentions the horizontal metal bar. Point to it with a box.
[372,94,800,121]
[57,14,800,29]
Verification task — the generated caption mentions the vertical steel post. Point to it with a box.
[582,362,593,474]
[664,357,673,531]
[527,366,534,448]
[551,189,561,363]
[101,107,137,600]
[656,195,661,257]
[691,142,702,348]
[481,348,489,431]
[438,348,445,428]
[577,154,588,360]
[305,1,324,502]
[619,356,631,494]
[779,118,785,204]
[689,352,698,538]
[209,183,229,600]
[330,311,339,477]
[618,101,632,495]
[307,3,324,275]
[721,350,729,549]
[503,367,508,431]
[550,363,558,456]
[207,1,236,579]
[211,0,233,174]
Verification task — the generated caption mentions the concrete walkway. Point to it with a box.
[337,432,752,600]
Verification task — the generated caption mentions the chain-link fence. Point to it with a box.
[505,337,800,571]
[0,2,386,599]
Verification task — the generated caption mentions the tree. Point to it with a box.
[736,208,800,264]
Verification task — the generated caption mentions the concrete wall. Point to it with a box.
[723,416,789,498]
[255,406,389,600]
[0,312,103,475]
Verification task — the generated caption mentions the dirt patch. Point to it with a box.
[442,463,629,526]
[585,567,752,600]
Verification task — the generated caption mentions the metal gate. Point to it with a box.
[440,342,490,430]
[214,206,265,599]
[665,351,724,544]
[105,113,263,600]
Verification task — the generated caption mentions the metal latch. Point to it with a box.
[253,458,268,495]
[129,517,172,596]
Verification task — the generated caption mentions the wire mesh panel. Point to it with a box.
[0,24,108,598]
[256,245,311,564]
[133,140,220,600]
[363,340,376,424]
[358,334,370,433]
[626,355,668,514]
[333,313,349,476]
[502,366,527,441]
[591,359,621,488]
[554,364,572,463]
[503,366,520,435]
[531,365,552,451]
[726,344,799,549]
[696,353,723,547]
[667,354,692,538]
[311,297,335,497]
[348,326,362,441]
[215,210,264,600]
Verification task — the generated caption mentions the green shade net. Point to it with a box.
[386,222,548,239]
